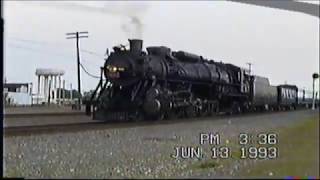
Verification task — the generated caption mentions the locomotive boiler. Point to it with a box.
[87,39,315,121]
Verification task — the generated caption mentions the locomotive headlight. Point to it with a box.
[106,65,125,73]
[118,67,125,72]
[106,65,111,72]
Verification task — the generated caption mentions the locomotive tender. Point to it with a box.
[87,39,316,121]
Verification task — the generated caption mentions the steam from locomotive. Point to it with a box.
[87,39,317,121]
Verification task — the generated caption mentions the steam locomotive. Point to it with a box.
[86,39,318,121]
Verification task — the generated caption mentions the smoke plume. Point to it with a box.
[18,1,149,39]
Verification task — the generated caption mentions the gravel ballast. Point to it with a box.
[4,110,318,178]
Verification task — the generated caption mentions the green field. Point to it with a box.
[238,117,319,178]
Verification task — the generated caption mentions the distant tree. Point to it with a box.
[56,88,81,99]
[71,89,81,99]
[82,90,95,104]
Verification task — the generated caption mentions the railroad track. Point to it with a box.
[4,109,311,137]
[4,111,85,118]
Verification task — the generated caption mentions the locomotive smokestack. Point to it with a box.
[129,39,143,54]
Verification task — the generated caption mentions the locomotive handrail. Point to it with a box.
[89,79,102,104]
[85,79,102,115]
[131,80,143,101]
[96,82,108,101]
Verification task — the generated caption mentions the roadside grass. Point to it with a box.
[188,117,319,178]
[189,138,242,172]
[238,117,319,178]
[4,167,21,178]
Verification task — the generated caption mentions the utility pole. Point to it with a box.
[312,73,319,110]
[62,80,65,105]
[48,79,51,106]
[30,82,33,106]
[70,83,73,102]
[246,62,253,75]
[66,31,88,110]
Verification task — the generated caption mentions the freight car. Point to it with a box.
[298,89,316,108]
[86,39,316,121]
[277,85,298,110]
[249,76,278,111]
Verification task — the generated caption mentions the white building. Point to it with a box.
[4,83,33,105]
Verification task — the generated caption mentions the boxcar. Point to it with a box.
[277,85,298,109]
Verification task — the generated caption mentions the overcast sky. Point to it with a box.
[3,1,319,93]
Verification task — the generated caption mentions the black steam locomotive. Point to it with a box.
[86,39,317,121]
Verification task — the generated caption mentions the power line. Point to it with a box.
[7,43,74,58]
[7,36,105,60]
[79,62,100,79]
[80,62,108,82]
[8,43,104,77]
[7,36,55,45]
[80,49,105,58]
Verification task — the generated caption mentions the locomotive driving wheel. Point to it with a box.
[185,105,197,118]
[165,109,177,120]
[194,99,203,117]
[156,112,165,121]
[203,102,212,116]
[230,102,241,115]
[131,110,144,122]
[204,101,219,116]
[146,112,165,121]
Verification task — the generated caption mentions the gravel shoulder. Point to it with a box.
[4,114,92,128]
[4,109,319,178]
